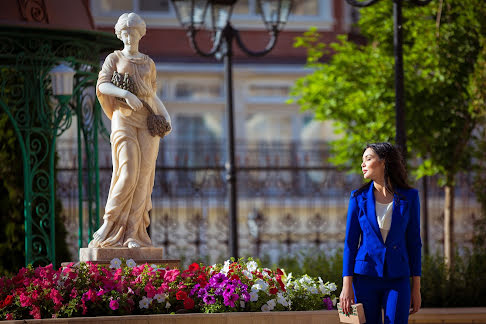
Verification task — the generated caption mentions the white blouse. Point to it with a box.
[376,201,393,242]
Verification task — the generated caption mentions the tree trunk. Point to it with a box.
[444,184,454,269]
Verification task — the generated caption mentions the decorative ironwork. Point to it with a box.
[0,26,119,266]
[57,140,482,264]
[18,0,49,24]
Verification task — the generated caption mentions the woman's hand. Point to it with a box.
[340,276,355,315]
[125,92,143,112]
[410,276,421,314]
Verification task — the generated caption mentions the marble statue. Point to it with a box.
[88,12,171,249]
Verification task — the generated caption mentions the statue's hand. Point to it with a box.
[125,92,143,112]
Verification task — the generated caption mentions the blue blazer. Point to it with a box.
[342,181,422,278]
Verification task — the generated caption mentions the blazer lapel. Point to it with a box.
[387,192,409,243]
[362,182,384,244]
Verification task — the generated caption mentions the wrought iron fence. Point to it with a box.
[56,139,481,265]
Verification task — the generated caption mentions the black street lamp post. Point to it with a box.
[345,0,431,158]
[171,0,292,258]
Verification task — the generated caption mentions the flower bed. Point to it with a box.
[0,258,337,320]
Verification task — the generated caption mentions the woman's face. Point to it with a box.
[120,27,141,48]
[361,147,385,181]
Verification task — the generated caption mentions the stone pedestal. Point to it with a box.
[70,247,179,268]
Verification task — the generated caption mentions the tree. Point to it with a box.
[290,0,486,267]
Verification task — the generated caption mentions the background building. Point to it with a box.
[54,0,479,264]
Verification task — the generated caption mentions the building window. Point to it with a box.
[174,80,222,100]
[248,84,290,98]
[235,0,320,17]
[246,113,292,142]
[99,0,133,12]
[139,0,170,12]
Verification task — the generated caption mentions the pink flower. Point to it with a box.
[50,289,63,305]
[164,269,180,283]
[157,283,169,294]
[70,289,78,298]
[5,313,13,320]
[29,305,41,319]
[109,299,119,310]
[144,283,156,298]
[19,292,32,307]
[82,288,97,302]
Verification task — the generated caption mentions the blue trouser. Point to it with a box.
[353,275,411,324]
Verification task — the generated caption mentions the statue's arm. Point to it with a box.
[149,59,172,127]
[98,82,143,112]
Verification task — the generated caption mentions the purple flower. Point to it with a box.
[203,294,216,305]
[323,297,333,310]
[209,273,228,288]
[190,284,201,296]
[223,293,239,307]
[214,287,224,295]
[239,284,249,293]
[197,288,208,299]
[241,292,250,303]
[223,286,235,296]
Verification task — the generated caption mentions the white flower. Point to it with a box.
[242,270,253,280]
[110,258,122,269]
[318,277,324,284]
[165,301,171,309]
[127,287,134,295]
[250,291,259,302]
[332,297,338,306]
[240,300,245,308]
[267,299,276,309]
[328,282,337,292]
[276,293,289,307]
[139,297,152,309]
[320,285,330,295]
[154,293,167,303]
[261,304,271,312]
[246,261,258,272]
[309,287,318,294]
[126,259,137,268]
[220,260,231,275]
[254,279,269,291]
[262,271,271,279]
[299,275,313,285]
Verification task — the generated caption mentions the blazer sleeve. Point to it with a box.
[406,189,422,276]
[343,192,362,277]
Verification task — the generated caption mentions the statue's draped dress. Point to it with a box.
[88,50,159,248]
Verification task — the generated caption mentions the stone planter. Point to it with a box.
[5,308,486,323]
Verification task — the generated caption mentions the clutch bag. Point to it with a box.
[337,303,366,324]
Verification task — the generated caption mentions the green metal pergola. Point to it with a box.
[0,25,119,266]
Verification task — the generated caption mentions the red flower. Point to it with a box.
[176,290,187,300]
[188,263,199,272]
[197,274,208,288]
[269,287,278,295]
[183,297,195,309]
[1,294,13,308]
[276,277,286,292]
[230,274,240,281]
[276,268,284,276]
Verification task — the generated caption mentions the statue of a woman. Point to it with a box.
[88,13,171,249]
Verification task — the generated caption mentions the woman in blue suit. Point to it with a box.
[339,143,422,324]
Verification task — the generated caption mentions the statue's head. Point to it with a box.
[115,13,146,41]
